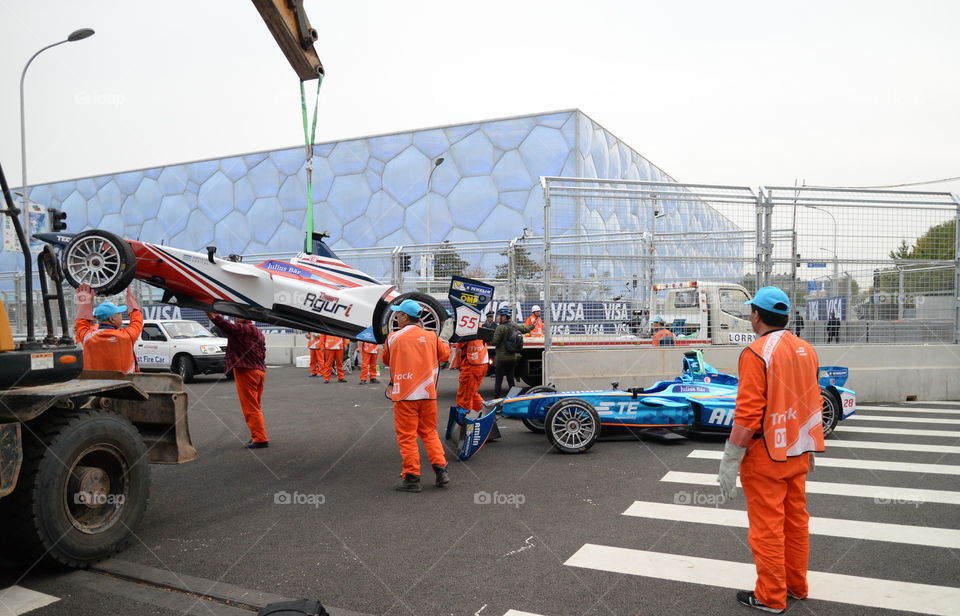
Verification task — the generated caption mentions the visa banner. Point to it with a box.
[447,276,494,343]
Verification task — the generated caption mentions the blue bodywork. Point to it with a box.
[445,350,856,460]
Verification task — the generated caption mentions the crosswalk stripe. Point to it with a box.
[660,471,960,505]
[688,449,960,475]
[827,439,960,454]
[0,586,60,615]
[565,544,960,616]
[858,405,960,415]
[848,415,960,425]
[622,500,960,549]
[835,425,960,438]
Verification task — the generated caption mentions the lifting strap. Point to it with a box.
[300,76,323,254]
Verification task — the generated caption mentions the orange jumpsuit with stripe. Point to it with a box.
[381,324,450,477]
[456,339,488,411]
[322,335,346,381]
[306,333,325,375]
[359,341,380,381]
[523,314,544,337]
[75,309,144,373]
[734,329,823,611]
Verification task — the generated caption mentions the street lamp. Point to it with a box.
[421,157,445,285]
[19,28,96,234]
[804,205,838,296]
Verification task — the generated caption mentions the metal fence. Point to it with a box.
[6,178,958,348]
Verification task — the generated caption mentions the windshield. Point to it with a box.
[164,321,216,339]
[719,288,751,319]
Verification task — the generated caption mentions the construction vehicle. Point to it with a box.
[0,161,196,567]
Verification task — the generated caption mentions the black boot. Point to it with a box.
[433,465,450,488]
[396,474,422,492]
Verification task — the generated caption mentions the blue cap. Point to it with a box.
[746,286,790,315]
[390,299,422,318]
[93,302,127,321]
[652,315,666,324]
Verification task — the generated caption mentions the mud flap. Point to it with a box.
[445,406,501,461]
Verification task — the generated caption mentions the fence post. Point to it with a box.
[954,195,960,344]
[541,177,552,360]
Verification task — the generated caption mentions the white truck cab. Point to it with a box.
[653,281,756,345]
[134,319,228,382]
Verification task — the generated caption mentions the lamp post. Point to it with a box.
[19,28,95,234]
[421,157,444,287]
[804,205,838,296]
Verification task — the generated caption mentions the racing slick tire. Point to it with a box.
[545,397,601,454]
[61,229,137,296]
[382,292,446,337]
[821,388,841,437]
[0,409,150,567]
[520,385,557,433]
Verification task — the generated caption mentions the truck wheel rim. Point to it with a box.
[64,444,129,534]
[66,235,121,287]
[551,406,595,449]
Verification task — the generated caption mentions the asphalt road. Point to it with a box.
[2,366,959,616]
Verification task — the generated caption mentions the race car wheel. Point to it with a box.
[521,385,557,433]
[383,292,447,337]
[545,397,600,454]
[62,229,137,295]
[821,388,841,437]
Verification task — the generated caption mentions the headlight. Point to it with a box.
[199,345,221,354]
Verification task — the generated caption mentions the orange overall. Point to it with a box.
[75,309,144,373]
[523,314,544,337]
[734,329,823,611]
[652,328,675,346]
[456,339,488,411]
[359,341,380,381]
[381,324,451,477]
[322,335,345,381]
[307,333,325,375]
[234,367,268,443]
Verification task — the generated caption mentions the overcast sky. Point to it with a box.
[1,0,958,196]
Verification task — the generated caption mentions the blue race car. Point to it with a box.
[445,350,856,459]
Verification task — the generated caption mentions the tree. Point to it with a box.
[433,241,469,279]
[495,244,542,280]
[884,218,956,295]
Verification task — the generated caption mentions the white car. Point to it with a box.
[134,319,228,383]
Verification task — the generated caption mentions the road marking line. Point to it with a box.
[848,415,960,425]
[622,501,960,549]
[906,401,960,406]
[0,586,60,615]
[503,611,546,616]
[688,449,960,475]
[660,471,960,504]
[827,439,960,454]
[858,405,960,415]
[835,425,960,438]
[565,544,960,616]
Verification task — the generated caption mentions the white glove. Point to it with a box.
[717,440,747,500]
[439,318,454,342]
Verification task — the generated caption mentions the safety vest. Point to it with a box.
[524,314,544,337]
[307,333,323,350]
[360,341,380,355]
[462,338,489,365]
[324,336,344,350]
[382,324,450,401]
[741,329,824,461]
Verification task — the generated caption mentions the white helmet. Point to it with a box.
[531,305,542,312]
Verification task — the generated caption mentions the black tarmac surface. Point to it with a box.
[2,366,958,615]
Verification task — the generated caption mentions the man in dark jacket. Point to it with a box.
[490,307,534,397]
[207,313,269,448]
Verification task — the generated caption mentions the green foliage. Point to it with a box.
[433,241,469,279]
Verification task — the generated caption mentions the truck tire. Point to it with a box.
[61,229,137,296]
[382,292,447,337]
[545,397,601,454]
[521,385,557,433]
[172,355,196,384]
[2,409,150,567]
[520,373,542,387]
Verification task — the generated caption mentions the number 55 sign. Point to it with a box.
[447,276,495,343]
